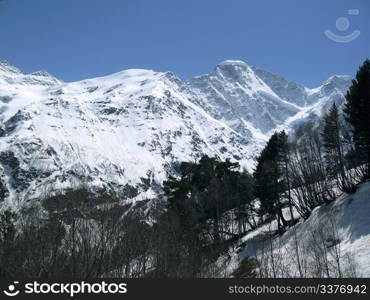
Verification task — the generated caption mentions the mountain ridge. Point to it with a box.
[0,60,352,206]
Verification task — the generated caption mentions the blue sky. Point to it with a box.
[0,0,369,87]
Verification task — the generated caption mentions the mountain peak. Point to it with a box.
[30,70,55,78]
[217,60,248,67]
[0,60,22,74]
[323,74,352,85]
[215,60,250,73]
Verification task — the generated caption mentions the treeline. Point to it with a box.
[0,59,369,278]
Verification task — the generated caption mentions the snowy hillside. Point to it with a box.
[188,60,300,135]
[0,60,351,205]
[187,60,351,137]
[222,182,370,277]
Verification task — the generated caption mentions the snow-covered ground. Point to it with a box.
[221,181,370,277]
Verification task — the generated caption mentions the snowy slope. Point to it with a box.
[187,60,300,135]
[276,75,353,134]
[0,61,260,206]
[188,60,351,137]
[0,60,351,205]
[223,182,370,277]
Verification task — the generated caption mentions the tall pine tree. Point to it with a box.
[254,132,287,231]
[343,59,370,179]
[277,131,295,222]
[322,103,346,187]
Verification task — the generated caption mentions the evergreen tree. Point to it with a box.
[322,103,346,187]
[277,131,295,222]
[164,156,254,240]
[343,59,370,179]
[254,132,287,231]
[160,155,255,276]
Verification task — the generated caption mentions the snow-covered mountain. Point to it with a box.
[0,60,351,205]
[187,60,351,137]
[188,60,300,136]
